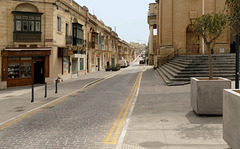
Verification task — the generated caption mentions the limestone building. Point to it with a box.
[0,0,134,89]
[148,0,230,67]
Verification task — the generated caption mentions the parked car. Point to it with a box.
[119,59,128,68]
[139,59,145,64]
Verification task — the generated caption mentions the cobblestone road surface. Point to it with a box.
[0,64,142,149]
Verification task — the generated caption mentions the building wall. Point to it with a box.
[0,0,135,89]
[158,0,230,55]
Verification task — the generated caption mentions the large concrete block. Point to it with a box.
[191,77,231,115]
[223,89,240,149]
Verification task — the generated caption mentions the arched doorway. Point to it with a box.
[186,25,200,55]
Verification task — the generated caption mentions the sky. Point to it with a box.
[75,0,153,44]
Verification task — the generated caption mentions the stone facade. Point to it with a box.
[149,0,230,67]
[0,0,136,89]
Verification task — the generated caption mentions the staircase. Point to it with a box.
[155,54,238,86]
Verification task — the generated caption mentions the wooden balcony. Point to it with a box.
[13,32,41,42]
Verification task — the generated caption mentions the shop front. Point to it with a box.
[2,48,51,87]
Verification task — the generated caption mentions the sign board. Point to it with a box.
[219,48,225,53]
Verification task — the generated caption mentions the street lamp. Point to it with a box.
[202,0,205,55]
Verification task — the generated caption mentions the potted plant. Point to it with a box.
[106,65,112,71]
[112,64,121,71]
[223,1,240,148]
[190,12,231,115]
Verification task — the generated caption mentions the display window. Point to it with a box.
[7,57,32,79]
[63,57,69,74]
[21,63,31,78]
[8,63,20,79]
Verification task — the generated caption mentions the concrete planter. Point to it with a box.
[191,77,231,115]
[223,89,240,149]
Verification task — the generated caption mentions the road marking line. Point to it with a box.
[0,71,123,131]
[103,73,140,143]
[103,71,142,144]
[112,74,140,143]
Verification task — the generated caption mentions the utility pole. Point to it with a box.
[202,0,205,55]
[236,34,239,89]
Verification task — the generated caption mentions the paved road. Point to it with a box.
[0,61,143,149]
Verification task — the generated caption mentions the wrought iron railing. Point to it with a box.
[157,48,181,67]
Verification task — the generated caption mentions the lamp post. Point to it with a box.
[235,34,239,89]
[202,0,205,55]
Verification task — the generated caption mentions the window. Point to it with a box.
[13,12,42,32]
[21,63,31,78]
[12,11,43,42]
[8,63,20,79]
[57,16,61,32]
[80,58,84,70]
[36,21,41,31]
[29,21,34,31]
[72,23,83,45]
[98,35,104,50]
[7,57,32,79]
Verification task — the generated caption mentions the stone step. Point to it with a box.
[156,54,239,86]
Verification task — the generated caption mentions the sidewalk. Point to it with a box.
[0,71,116,125]
[120,66,231,149]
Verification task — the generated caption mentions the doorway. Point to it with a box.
[72,58,78,75]
[97,58,100,71]
[34,61,44,84]
[186,25,200,55]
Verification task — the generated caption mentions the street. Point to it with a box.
[0,61,143,149]
[0,59,230,149]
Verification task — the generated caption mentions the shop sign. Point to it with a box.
[4,50,51,57]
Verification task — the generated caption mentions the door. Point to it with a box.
[34,61,44,84]
[72,58,78,74]
[97,58,100,71]
[186,25,200,55]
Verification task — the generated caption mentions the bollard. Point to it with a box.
[31,84,34,102]
[55,79,58,93]
[44,83,47,98]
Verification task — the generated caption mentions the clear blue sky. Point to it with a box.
[75,0,153,44]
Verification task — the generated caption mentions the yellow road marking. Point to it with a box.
[0,71,122,131]
[103,71,142,144]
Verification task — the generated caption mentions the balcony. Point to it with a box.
[73,46,86,54]
[14,32,41,42]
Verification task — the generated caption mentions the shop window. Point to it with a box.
[12,11,43,42]
[21,63,31,78]
[7,57,33,79]
[80,58,84,70]
[8,63,20,79]
[63,57,69,74]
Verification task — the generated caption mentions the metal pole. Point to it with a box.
[44,83,47,98]
[55,79,58,93]
[31,84,34,102]
[202,0,205,55]
[236,34,239,89]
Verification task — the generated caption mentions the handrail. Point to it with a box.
[157,48,181,67]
